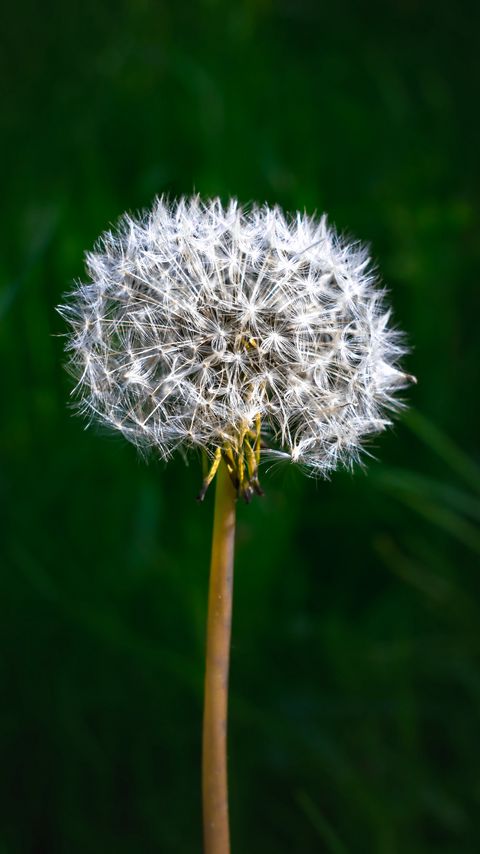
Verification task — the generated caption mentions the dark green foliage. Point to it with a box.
[1,1,479,851]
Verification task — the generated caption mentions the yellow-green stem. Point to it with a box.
[202,460,236,854]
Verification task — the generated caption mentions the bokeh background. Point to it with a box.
[1,1,479,851]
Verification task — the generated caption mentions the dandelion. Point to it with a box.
[59,196,415,854]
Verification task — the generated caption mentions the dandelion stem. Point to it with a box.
[202,459,236,854]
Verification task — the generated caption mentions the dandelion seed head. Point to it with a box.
[58,195,413,478]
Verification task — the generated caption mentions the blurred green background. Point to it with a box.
[1,1,479,851]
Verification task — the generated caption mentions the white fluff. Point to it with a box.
[59,196,414,477]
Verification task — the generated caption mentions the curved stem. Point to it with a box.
[202,459,237,854]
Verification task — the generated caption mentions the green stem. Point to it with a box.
[202,460,237,854]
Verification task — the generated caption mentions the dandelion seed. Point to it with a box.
[58,195,414,500]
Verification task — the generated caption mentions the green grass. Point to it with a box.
[1,1,479,851]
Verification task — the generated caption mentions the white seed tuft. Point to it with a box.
[58,196,414,476]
